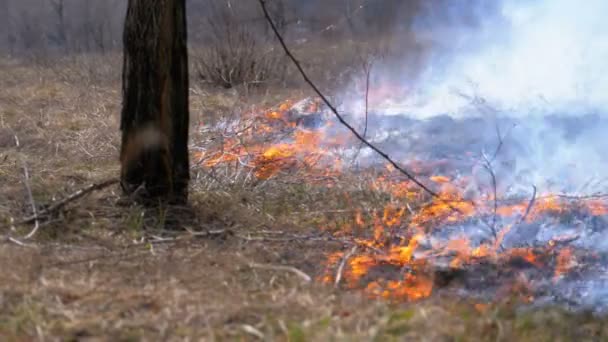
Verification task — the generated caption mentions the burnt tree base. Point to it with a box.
[120,0,190,204]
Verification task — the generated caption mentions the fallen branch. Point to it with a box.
[3,235,36,248]
[248,262,312,283]
[20,178,119,224]
[187,228,232,237]
[334,245,358,288]
[554,193,608,200]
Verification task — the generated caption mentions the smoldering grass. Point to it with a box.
[1,54,608,341]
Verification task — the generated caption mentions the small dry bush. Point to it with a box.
[195,5,286,89]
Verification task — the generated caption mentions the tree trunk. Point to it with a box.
[120,0,189,203]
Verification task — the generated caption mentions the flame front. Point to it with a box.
[198,98,604,303]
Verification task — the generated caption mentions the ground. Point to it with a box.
[1,55,608,341]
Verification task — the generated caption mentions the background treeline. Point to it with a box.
[0,0,498,89]
[0,0,472,55]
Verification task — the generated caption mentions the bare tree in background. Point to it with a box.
[195,0,288,89]
[48,0,67,51]
[120,0,190,203]
[0,0,10,51]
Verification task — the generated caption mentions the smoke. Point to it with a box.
[408,0,608,117]
[339,0,608,195]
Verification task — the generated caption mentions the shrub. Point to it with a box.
[196,5,286,89]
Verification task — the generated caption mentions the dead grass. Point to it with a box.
[1,54,608,341]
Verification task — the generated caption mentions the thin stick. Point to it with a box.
[258,0,444,202]
[481,153,498,239]
[490,123,516,163]
[362,62,371,141]
[248,262,312,283]
[334,245,358,288]
[20,178,119,224]
[21,161,40,238]
[351,60,373,166]
[519,185,537,224]
[4,235,35,248]
[494,185,537,252]
[240,325,265,340]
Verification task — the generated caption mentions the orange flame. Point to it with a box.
[199,97,608,304]
[554,247,576,278]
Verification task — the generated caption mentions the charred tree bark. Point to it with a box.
[120,0,189,203]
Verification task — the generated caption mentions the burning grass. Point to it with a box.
[194,95,608,309]
[2,56,608,340]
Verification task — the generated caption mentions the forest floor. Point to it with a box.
[1,55,608,341]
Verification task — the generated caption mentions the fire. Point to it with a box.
[387,274,434,300]
[383,205,406,227]
[364,274,433,301]
[506,248,542,267]
[410,192,476,226]
[430,175,450,183]
[355,210,365,227]
[587,199,608,216]
[474,303,490,313]
[198,97,608,305]
[554,247,576,278]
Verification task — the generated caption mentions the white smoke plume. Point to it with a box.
[339,0,608,195]
[409,0,608,117]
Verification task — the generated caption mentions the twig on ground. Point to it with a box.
[335,245,358,288]
[406,203,415,215]
[240,325,265,340]
[235,232,326,243]
[248,262,312,283]
[237,232,386,255]
[549,234,580,247]
[3,235,36,248]
[554,193,608,200]
[188,228,231,236]
[258,0,451,205]
[20,178,119,224]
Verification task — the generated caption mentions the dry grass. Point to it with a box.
[1,54,608,341]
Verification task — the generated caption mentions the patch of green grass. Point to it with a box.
[0,297,47,338]
[287,323,307,342]
[124,206,146,236]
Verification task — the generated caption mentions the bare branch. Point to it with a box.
[248,262,312,283]
[519,185,537,224]
[481,152,498,239]
[258,0,453,205]
[4,235,36,248]
[490,122,516,163]
[335,245,358,288]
